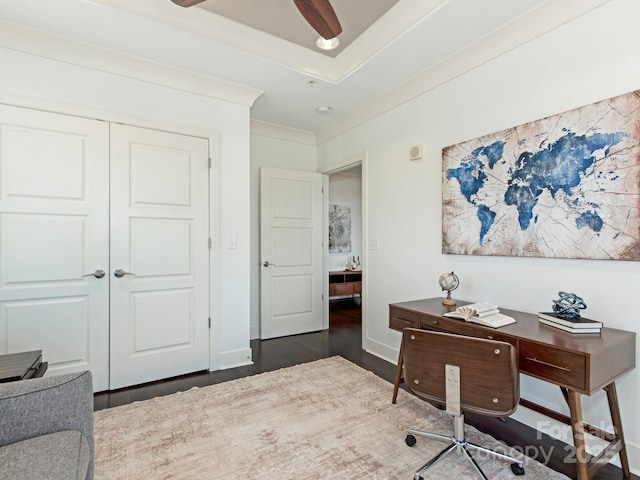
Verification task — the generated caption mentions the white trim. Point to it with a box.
[0,20,263,107]
[79,0,447,84]
[322,174,330,332]
[364,337,398,366]
[315,0,614,144]
[217,348,254,370]
[208,130,222,372]
[250,324,260,340]
[250,120,317,146]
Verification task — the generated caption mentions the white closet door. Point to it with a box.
[109,124,210,389]
[0,104,110,391]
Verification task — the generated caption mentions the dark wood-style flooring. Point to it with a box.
[94,298,635,480]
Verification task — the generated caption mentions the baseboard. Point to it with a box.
[363,337,398,365]
[216,348,253,370]
[512,404,639,475]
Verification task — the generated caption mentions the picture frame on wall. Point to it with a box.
[442,89,640,261]
[329,204,351,253]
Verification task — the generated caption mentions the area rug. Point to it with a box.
[94,356,569,479]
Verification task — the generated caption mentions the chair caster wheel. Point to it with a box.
[405,434,417,447]
[511,463,525,476]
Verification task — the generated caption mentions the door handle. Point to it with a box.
[82,269,105,279]
[262,261,276,267]
[114,268,135,278]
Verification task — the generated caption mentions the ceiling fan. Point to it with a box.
[170,0,342,40]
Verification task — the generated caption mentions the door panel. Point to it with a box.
[109,124,209,389]
[0,104,110,391]
[260,167,323,339]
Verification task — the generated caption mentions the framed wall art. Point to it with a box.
[442,90,640,260]
[329,204,351,253]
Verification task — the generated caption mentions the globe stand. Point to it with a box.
[442,290,456,306]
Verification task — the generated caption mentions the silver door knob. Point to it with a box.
[82,269,105,279]
[114,268,135,278]
[263,261,276,267]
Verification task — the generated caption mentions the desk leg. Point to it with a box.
[605,383,631,479]
[565,384,630,480]
[566,389,589,480]
[392,341,404,404]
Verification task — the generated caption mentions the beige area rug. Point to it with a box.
[94,356,569,479]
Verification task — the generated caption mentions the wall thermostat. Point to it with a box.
[410,144,423,160]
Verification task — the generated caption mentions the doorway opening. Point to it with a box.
[327,165,363,338]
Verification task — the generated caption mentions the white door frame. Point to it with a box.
[319,151,368,350]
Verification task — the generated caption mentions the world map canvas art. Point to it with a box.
[442,90,640,260]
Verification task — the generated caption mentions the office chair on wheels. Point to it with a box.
[401,328,525,480]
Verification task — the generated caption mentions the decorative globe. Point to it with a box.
[439,271,459,306]
[438,272,459,292]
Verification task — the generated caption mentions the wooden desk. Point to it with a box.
[389,298,636,480]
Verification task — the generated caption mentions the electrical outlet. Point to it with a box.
[369,238,380,250]
[229,235,237,249]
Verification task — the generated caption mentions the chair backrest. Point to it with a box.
[402,328,519,417]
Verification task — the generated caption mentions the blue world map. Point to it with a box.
[446,130,628,246]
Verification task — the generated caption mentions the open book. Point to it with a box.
[443,302,516,328]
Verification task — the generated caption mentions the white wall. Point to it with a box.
[0,44,255,370]
[328,172,362,272]
[317,0,640,470]
[249,133,317,338]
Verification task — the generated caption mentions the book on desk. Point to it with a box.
[538,312,602,334]
[443,302,516,328]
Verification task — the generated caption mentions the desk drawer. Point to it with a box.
[389,307,419,331]
[420,315,513,343]
[520,341,586,391]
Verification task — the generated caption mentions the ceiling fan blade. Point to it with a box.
[292,0,342,40]
[171,0,207,7]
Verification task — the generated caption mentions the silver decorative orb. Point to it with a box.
[552,291,586,319]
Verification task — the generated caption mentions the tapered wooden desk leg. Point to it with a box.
[566,390,589,480]
[605,383,631,479]
[392,341,404,404]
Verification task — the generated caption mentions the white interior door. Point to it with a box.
[260,167,324,339]
[0,104,110,391]
[109,124,210,389]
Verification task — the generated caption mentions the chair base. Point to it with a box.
[406,427,525,480]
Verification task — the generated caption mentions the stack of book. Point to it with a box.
[537,312,602,334]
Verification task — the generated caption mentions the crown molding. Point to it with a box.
[315,0,614,144]
[0,20,263,107]
[77,0,445,84]
[251,120,317,146]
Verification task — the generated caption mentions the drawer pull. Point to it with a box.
[432,320,439,325]
[526,357,571,372]
[395,318,411,326]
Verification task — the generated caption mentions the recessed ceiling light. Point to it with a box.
[317,106,332,114]
[315,36,340,51]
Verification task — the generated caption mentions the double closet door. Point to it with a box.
[0,105,210,391]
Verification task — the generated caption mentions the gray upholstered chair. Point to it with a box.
[0,370,94,480]
[402,328,525,480]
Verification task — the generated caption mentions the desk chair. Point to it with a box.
[402,328,525,480]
